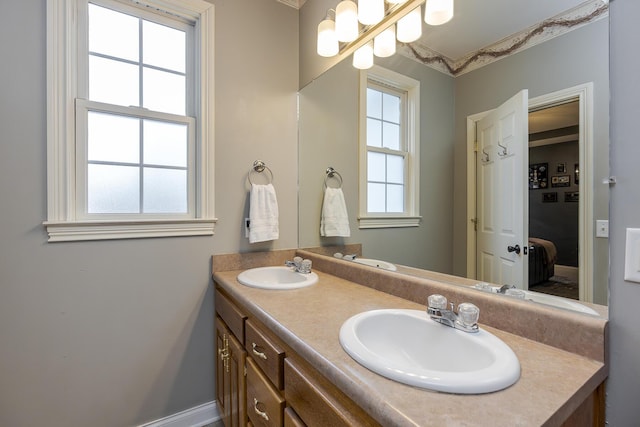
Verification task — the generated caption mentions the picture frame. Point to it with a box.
[529,163,548,189]
[551,175,570,187]
[564,191,579,202]
[557,162,566,173]
[542,192,558,203]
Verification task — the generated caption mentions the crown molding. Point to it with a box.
[277,0,306,10]
[399,0,609,77]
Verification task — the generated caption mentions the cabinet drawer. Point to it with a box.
[246,319,285,390]
[284,358,381,427]
[215,289,247,343]
[246,358,285,427]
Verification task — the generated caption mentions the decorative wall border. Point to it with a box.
[399,0,609,76]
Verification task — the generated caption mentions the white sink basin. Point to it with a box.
[237,266,318,290]
[352,258,397,271]
[339,309,520,394]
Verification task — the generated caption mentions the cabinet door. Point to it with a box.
[216,316,247,427]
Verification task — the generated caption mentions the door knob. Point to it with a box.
[507,244,521,255]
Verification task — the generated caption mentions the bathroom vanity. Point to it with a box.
[212,249,607,426]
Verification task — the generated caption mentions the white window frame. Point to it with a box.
[45,0,216,242]
[358,66,421,229]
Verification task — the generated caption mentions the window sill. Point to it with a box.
[43,218,217,242]
[358,216,421,229]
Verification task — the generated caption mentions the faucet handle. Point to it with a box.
[428,294,448,310]
[457,303,480,327]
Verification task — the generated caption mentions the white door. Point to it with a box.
[476,90,529,289]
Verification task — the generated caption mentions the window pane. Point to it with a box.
[88,164,139,213]
[143,120,187,167]
[143,20,186,73]
[367,88,382,119]
[387,184,404,212]
[367,183,385,212]
[387,154,404,184]
[88,112,140,163]
[368,152,386,182]
[143,68,185,115]
[143,168,187,213]
[383,93,401,123]
[367,118,382,147]
[88,4,138,62]
[89,56,139,106]
[383,122,400,150]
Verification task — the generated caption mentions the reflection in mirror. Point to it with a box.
[299,0,609,310]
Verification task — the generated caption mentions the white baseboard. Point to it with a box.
[139,401,221,427]
[554,264,579,282]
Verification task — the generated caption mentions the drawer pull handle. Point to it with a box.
[251,342,268,360]
[253,398,269,421]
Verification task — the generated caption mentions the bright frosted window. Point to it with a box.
[358,66,420,228]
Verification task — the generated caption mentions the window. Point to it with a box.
[359,66,421,228]
[45,0,215,241]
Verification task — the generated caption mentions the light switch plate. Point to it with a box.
[624,228,640,283]
[596,220,609,238]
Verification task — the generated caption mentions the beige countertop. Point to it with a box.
[213,262,607,427]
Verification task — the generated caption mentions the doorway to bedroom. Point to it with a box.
[527,101,580,300]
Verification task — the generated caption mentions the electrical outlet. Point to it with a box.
[244,218,250,238]
[596,220,609,238]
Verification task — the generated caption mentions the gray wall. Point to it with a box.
[0,1,298,426]
[298,54,455,272]
[453,18,610,304]
[607,0,640,424]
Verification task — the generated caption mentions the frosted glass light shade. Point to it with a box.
[358,0,385,26]
[425,0,454,26]
[317,19,339,57]
[353,41,374,69]
[336,1,359,42]
[397,6,422,42]
[373,25,396,57]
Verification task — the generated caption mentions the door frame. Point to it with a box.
[466,83,595,302]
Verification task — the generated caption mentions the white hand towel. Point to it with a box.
[249,183,279,243]
[320,187,350,237]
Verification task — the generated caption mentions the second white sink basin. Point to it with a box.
[237,266,318,290]
[339,309,520,394]
[352,258,397,271]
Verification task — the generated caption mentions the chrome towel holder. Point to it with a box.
[324,166,343,189]
[248,160,274,185]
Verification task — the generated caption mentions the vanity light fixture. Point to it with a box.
[316,0,454,68]
[424,0,454,26]
[358,0,385,26]
[396,5,422,42]
[317,10,339,57]
[335,0,359,42]
[373,24,396,57]
[353,41,374,69]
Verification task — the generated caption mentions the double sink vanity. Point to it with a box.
[212,248,607,426]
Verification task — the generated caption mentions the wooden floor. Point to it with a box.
[530,275,579,300]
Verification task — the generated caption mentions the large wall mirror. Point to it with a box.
[298,0,610,309]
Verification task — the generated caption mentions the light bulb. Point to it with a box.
[425,0,454,26]
[358,0,385,26]
[353,41,374,69]
[396,6,422,43]
[317,19,338,57]
[336,1,359,42]
[373,25,396,57]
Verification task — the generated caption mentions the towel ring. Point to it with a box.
[248,160,273,185]
[324,167,343,189]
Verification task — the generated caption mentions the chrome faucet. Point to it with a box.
[427,294,479,333]
[285,257,312,274]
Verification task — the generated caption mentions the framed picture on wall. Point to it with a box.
[529,163,548,189]
[551,175,571,187]
[565,191,579,202]
[542,192,558,203]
